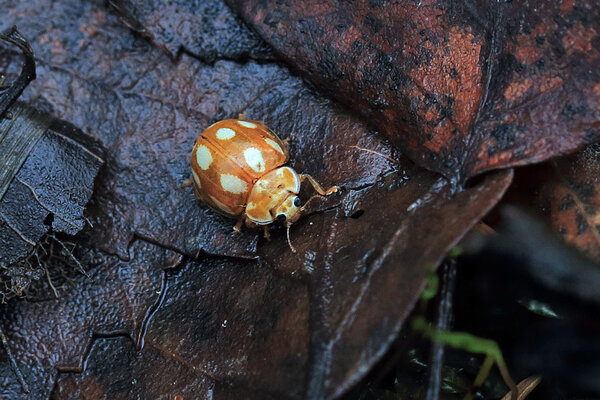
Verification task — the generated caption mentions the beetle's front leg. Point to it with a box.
[180,178,194,188]
[233,217,244,234]
[299,174,340,196]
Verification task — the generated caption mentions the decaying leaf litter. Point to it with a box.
[0,0,599,399]
[0,26,104,300]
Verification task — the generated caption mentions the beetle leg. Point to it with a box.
[233,218,244,234]
[181,178,193,188]
[299,174,341,196]
[263,225,271,241]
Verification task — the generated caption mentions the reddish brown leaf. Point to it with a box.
[226,0,600,180]
[0,240,180,399]
[538,144,600,261]
[501,143,600,263]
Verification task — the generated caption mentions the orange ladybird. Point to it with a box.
[190,119,339,249]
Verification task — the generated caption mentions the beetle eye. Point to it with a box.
[293,197,301,207]
[276,214,286,222]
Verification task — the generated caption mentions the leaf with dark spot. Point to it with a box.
[226,0,600,180]
[538,144,600,261]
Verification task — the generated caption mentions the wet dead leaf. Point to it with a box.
[108,0,274,62]
[227,0,600,181]
[53,336,214,400]
[0,103,104,268]
[539,144,600,262]
[0,240,180,399]
[0,1,519,399]
[261,169,513,398]
[0,27,104,298]
[50,168,512,400]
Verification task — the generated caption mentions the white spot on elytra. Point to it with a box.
[216,127,236,140]
[220,174,248,194]
[265,138,284,154]
[246,201,256,210]
[209,195,234,214]
[191,169,201,188]
[195,145,213,170]
[244,147,265,173]
[237,120,257,128]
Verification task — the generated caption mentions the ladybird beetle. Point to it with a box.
[190,119,340,250]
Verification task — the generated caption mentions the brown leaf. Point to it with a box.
[0,240,180,399]
[539,144,600,262]
[226,0,600,180]
[53,334,282,400]
[53,336,214,400]
[52,258,309,399]
[261,169,513,399]
[52,169,511,400]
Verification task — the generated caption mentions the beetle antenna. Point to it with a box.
[286,223,297,253]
